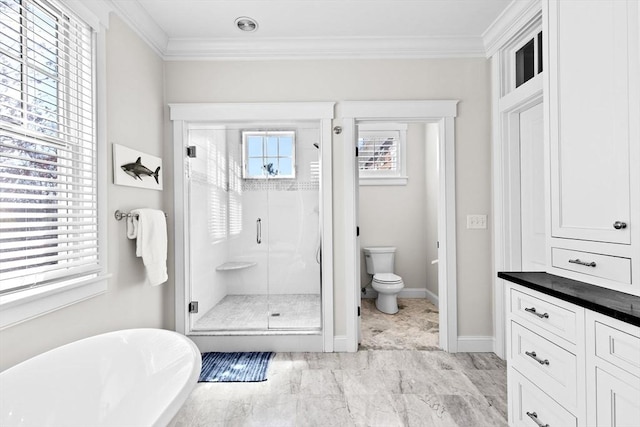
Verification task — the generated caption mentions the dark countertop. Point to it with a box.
[498,272,640,327]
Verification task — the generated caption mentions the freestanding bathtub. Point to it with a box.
[0,328,201,427]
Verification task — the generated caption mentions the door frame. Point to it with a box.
[491,74,544,358]
[170,102,335,351]
[341,100,459,352]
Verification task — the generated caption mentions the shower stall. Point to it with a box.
[171,103,334,352]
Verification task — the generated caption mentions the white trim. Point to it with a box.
[170,102,335,352]
[359,177,409,186]
[106,0,168,57]
[341,100,459,353]
[333,335,349,352]
[491,60,544,360]
[361,287,430,299]
[163,36,487,61]
[483,0,542,58]
[190,334,324,353]
[457,336,496,353]
[425,288,439,306]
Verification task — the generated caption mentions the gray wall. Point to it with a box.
[164,58,494,339]
[0,15,167,371]
[358,123,429,292]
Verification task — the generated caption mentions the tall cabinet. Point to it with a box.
[546,0,640,296]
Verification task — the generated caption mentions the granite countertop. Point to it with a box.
[498,271,640,327]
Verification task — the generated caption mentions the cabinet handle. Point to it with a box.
[613,221,627,230]
[525,351,550,366]
[524,307,549,319]
[568,258,596,267]
[256,218,262,244]
[526,411,550,427]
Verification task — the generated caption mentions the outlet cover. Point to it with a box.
[467,214,487,229]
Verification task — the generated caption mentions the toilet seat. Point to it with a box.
[373,273,403,284]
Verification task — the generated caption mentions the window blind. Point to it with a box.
[358,130,400,173]
[0,0,98,294]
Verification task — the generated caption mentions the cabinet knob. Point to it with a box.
[613,221,627,230]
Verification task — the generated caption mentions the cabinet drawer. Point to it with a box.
[510,288,579,343]
[509,369,577,427]
[595,321,640,377]
[511,322,578,410]
[552,247,631,284]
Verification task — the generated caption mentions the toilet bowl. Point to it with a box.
[363,247,405,315]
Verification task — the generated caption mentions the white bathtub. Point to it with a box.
[0,328,201,427]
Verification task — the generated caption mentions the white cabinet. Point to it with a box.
[586,311,640,427]
[545,0,640,295]
[506,283,640,427]
[507,285,586,425]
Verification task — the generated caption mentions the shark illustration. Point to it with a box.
[121,157,160,184]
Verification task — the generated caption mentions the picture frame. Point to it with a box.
[113,143,163,190]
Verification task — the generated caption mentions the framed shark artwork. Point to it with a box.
[113,143,163,190]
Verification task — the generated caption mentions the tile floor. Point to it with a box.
[359,298,440,350]
[193,294,321,331]
[171,298,508,426]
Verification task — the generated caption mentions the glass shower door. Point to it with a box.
[266,127,322,330]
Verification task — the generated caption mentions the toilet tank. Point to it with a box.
[363,247,396,274]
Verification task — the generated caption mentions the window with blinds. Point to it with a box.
[0,0,99,295]
[357,123,408,185]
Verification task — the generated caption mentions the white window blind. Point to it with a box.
[357,123,408,185]
[0,0,99,294]
[358,130,400,173]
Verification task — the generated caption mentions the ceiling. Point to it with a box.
[106,0,522,60]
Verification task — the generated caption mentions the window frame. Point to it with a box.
[357,122,408,186]
[241,130,296,180]
[0,0,108,329]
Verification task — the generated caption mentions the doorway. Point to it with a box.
[357,121,441,350]
[340,100,459,352]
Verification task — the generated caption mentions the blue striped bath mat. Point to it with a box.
[199,352,274,382]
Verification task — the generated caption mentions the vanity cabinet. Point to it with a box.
[545,0,640,295]
[586,311,640,426]
[505,280,640,427]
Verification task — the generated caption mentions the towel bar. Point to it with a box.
[114,210,167,221]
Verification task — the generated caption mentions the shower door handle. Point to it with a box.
[256,218,262,244]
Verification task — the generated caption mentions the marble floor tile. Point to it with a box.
[360,299,440,350]
[170,350,508,427]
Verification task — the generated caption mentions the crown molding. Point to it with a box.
[163,36,487,61]
[482,0,541,58]
[106,0,169,57]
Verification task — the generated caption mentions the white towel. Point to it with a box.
[126,208,168,286]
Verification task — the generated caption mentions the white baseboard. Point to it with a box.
[457,336,496,353]
[424,288,439,306]
[361,286,429,299]
[333,335,349,352]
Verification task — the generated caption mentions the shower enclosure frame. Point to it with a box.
[170,102,335,353]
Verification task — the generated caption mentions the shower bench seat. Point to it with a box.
[215,261,257,271]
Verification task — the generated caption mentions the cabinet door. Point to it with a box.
[548,0,632,244]
[594,368,640,427]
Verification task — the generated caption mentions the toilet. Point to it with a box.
[363,246,405,314]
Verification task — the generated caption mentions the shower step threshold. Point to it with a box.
[215,261,257,271]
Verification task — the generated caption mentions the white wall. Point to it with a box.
[0,15,167,371]
[164,58,494,339]
[359,123,429,291]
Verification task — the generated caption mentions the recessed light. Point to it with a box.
[235,17,258,33]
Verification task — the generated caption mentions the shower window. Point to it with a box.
[242,131,296,179]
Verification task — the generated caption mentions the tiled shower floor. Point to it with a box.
[193,294,321,331]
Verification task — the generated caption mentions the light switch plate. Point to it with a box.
[467,214,487,229]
